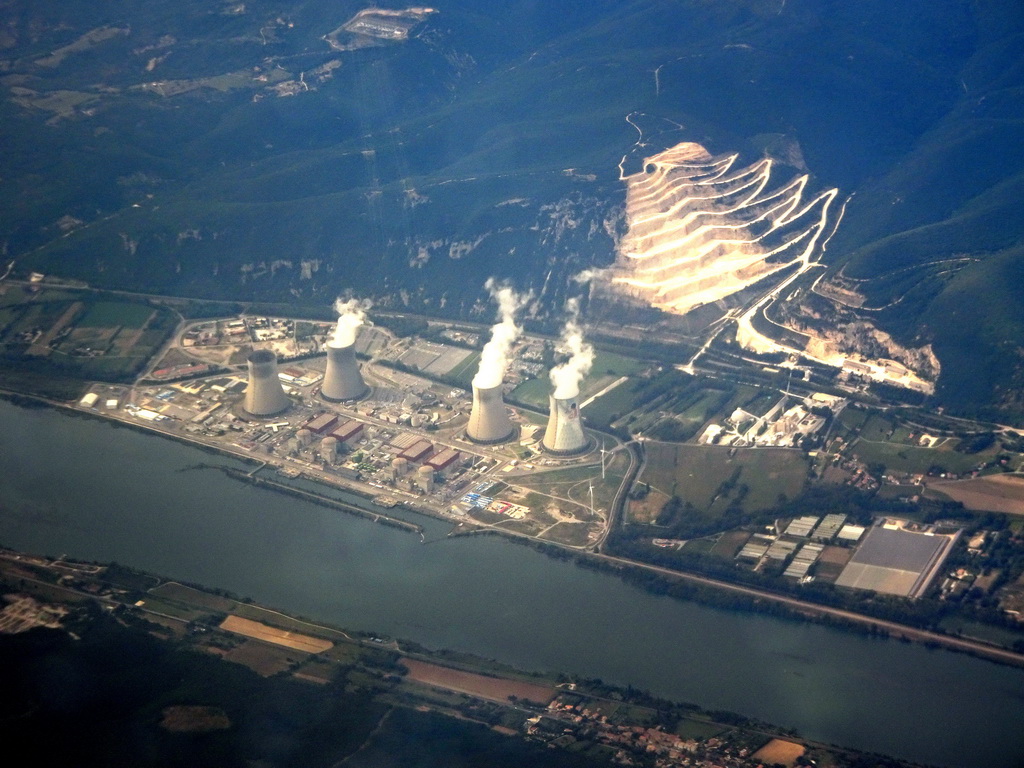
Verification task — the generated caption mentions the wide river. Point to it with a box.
[1,399,1022,767]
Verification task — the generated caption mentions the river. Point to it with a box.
[1,398,1022,767]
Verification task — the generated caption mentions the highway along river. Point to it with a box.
[1,398,1023,767]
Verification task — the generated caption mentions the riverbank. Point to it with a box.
[5,387,1024,671]
[0,549,925,768]
[3,393,1024,766]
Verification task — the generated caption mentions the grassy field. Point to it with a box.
[583,380,643,426]
[589,351,647,378]
[675,718,725,740]
[511,451,629,513]
[77,301,154,328]
[851,439,998,475]
[639,443,809,514]
[445,350,481,387]
[0,292,175,387]
[509,376,550,408]
[511,351,648,411]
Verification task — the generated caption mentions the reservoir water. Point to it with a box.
[1,398,1023,767]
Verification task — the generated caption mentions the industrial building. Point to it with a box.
[306,412,339,434]
[330,419,364,448]
[425,447,462,476]
[243,349,290,418]
[416,465,435,493]
[398,439,434,464]
[321,339,369,402]
[466,383,515,444]
[835,520,960,598]
[320,435,339,464]
[542,393,588,456]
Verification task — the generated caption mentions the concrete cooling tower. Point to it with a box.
[542,393,587,456]
[466,383,515,444]
[321,341,368,402]
[243,349,290,418]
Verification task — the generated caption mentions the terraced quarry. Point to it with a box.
[608,139,839,316]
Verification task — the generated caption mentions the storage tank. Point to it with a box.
[321,340,368,402]
[542,392,587,456]
[243,349,289,418]
[466,383,515,444]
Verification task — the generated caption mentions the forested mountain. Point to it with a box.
[2,0,1022,418]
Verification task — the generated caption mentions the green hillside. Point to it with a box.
[2,0,1023,418]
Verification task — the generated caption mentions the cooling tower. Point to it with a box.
[321,341,369,402]
[243,349,290,418]
[542,393,587,456]
[466,383,515,444]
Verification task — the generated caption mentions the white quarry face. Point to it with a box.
[606,141,837,316]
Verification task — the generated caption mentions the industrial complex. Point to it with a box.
[68,302,987,607]
[77,310,611,551]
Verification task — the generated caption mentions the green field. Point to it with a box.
[589,351,647,378]
[509,376,550,408]
[583,380,644,426]
[77,301,154,328]
[851,439,998,475]
[639,443,809,514]
[511,351,647,412]
[675,718,725,740]
[0,293,176,390]
[445,350,482,388]
[512,451,629,513]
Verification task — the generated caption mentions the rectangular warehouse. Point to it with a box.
[836,522,959,598]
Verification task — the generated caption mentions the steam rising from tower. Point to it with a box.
[244,349,290,417]
[466,280,528,444]
[542,298,592,455]
[321,298,370,402]
[548,298,594,400]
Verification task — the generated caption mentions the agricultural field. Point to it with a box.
[510,350,648,411]
[583,379,644,426]
[927,474,1024,515]
[441,349,481,388]
[402,659,554,705]
[834,409,1015,476]
[77,301,154,328]
[636,443,809,516]
[850,438,1001,476]
[0,286,176,386]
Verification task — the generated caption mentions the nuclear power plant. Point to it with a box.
[542,391,588,456]
[243,349,290,418]
[466,382,515,444]
[321,339,369,402]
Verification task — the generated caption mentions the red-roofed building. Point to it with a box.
[398,439,433,464]
[331,419,364,447]
[306,412,339,434]
[425,448,461,476]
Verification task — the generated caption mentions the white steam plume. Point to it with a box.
[549,297,594,400]
[330,297,372,348]
[473,278,530,389]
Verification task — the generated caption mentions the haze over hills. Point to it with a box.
[1,0,1022,420]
